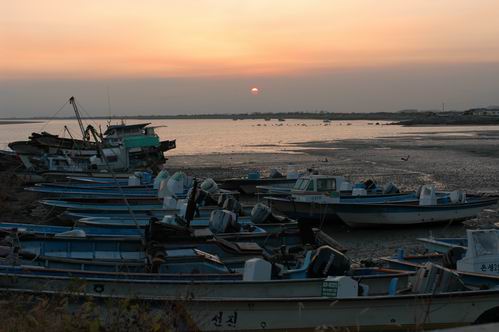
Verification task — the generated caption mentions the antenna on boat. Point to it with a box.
[69,96,87,141]
[107,86,112,127]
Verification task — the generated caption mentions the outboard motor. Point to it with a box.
[209,210,240,234]
[250,203,271,224]
[223,197,242,214]
[165,171,188,196]
[269,168,283,178]
[352,183,367,196]
[217,193,232,207]
[307,246,351,278]
[443,247,466,269]
[153,169,170,189]
[200,178,219,195]
[383,182,400,194]
[363,179,377,191]
[128,174,141,186]
[250,203,282,224]
[419,184,437,206]
[146,217,191,242]
[449,190,466,204]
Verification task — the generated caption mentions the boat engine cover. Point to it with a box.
[201,178,219,194]
[383,182,400,194]
[153,169,170,189]
[251,203,271,224]
[223,197,242,214]
[307,245,351,278]
[209,209,239,234]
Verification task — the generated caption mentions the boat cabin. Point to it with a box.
[292,175,347,194]
[103,123,156,146]
[43,155,85,172]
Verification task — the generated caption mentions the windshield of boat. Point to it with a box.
[294,178,315,191]
[317,178,336,192]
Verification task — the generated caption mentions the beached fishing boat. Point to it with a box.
[269,182,496,227]
[0,207,298,239]
[264,174,422,222]
[417,236,468,253]
[39,199,253,221]
[0,264,411,299]
[382,253,499,289]
[267,192,419,223]
[334,194,497,228]
[25,170,165,197]
[4,213,342,271]
[2,263,499,330]
[0,222,144,239]
[9,97,176,175]
[257,174,393,197]
[383,229,499,288]
[217,168,299,195]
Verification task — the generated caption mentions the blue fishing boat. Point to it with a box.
[26,186,163,198]
[0,222,144,239]
[417,236,468,253]
[217,169,298,195]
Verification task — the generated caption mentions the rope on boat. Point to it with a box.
[88,130,146,247]
[39,99,70,132]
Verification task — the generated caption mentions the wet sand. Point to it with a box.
[1,129,498,260]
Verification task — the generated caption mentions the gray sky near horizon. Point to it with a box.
[1,62,499,118]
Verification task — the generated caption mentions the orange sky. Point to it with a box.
[2,0,499,79]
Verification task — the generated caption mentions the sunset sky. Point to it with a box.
[1,0,499,116]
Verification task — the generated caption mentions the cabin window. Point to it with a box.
[316,179,335,191]
[306,181,314,191]
[298,179,312,191]
[294,178,306,190]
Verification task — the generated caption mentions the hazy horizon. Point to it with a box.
[2,1,499,117]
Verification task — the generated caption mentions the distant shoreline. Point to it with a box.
[2,112,499,126]
[0,120,42,125]
[0,111,447,121]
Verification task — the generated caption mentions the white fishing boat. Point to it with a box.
[334,185,497,227]
[2,263,499,331]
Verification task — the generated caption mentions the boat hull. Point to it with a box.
[267,193,417,223]
[335,198,497,228]
[0,266,409,299]
[1,286,498,331]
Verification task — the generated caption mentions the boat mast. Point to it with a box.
[69,96,87,141]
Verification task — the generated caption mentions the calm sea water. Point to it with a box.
[1,119,498,155]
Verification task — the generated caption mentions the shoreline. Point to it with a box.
[0,120,42,125]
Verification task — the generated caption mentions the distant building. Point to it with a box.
[464,108,499,116]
